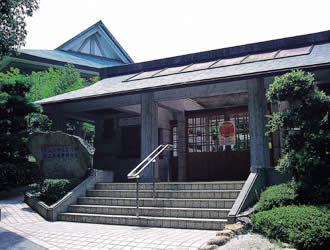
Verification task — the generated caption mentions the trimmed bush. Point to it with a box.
[266,70,330,204]
[256,182,297,212]
[39,178,81,205]
[252,205,330,250]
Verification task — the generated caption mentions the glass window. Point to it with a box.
[187,110,249,153]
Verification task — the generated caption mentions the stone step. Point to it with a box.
[95,181,245,191]
[58,212,227,230]
[78,197,235,209]
[68,205,230,219]
[86,189,240,199]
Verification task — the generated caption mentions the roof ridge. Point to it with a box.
[55,20,133,63]
[100,30,330,79]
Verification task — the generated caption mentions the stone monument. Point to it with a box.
[28,131,94,179]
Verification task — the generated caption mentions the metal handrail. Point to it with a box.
[127,144,173,217]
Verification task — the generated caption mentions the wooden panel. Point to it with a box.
[187,151,250,181]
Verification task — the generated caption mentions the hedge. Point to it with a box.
[252,205,330,250]
[38,178,81,205]
[255,182,297,212]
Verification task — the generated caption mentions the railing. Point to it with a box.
[127,144,173,216]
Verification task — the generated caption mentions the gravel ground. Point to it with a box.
[215,233,296,250]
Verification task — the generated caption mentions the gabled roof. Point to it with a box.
[0,20,133,75]
[56,20,133,64]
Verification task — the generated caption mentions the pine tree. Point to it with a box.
[0,77,41,163]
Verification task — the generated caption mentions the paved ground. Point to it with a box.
[0,194,290,250]
[0,227,47,250]
[0,195,215,250]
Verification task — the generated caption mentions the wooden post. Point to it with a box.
[140,93,158,182]
[248,78,270,173]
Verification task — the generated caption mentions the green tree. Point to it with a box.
[266,70,330,203]
[1,65,96,142]
[0,76,41,163]
[0,0,39,57]
[1,65,86,131]
[27,64,84,102]
[0,76,41,189]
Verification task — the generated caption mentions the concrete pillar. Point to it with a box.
[177,111,187,181]
[93,119,104,170]
[157,107,173,181]
[248,78,270,172]
[140,93,158,182]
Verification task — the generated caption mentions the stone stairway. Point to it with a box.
[58,181,244,230]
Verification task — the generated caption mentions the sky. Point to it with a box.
[24,0,330,63]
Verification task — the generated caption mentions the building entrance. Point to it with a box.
[186,107,250,181]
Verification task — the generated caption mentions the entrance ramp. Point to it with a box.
[58,181,245,230]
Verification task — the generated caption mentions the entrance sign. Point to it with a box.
[219,121,236,146]
[41,146,79,161]
[28,131,94,179]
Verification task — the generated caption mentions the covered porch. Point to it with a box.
[41,76,275,183]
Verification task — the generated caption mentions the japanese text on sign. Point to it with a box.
[41,146,79,160]
[219,121,236,146]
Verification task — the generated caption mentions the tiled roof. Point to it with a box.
[36,42,330,105]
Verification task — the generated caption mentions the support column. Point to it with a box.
[93,119,104,170]
[248,78,269,173]
[140,93,158,182]
[177,111,187,181]
[75,121,83,138]
[51,108,67,132]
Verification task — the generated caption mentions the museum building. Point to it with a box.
[32,24,330,183]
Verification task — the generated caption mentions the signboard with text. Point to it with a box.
[219,121,236,146]
[41,146,79,161]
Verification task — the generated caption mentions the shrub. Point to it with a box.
[266,70,330,204]
[39,178,81,205]
[252,205,330,250]
[256,182,297,212]
[0,162,40,191]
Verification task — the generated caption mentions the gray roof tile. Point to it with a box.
[37,43,330,105]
